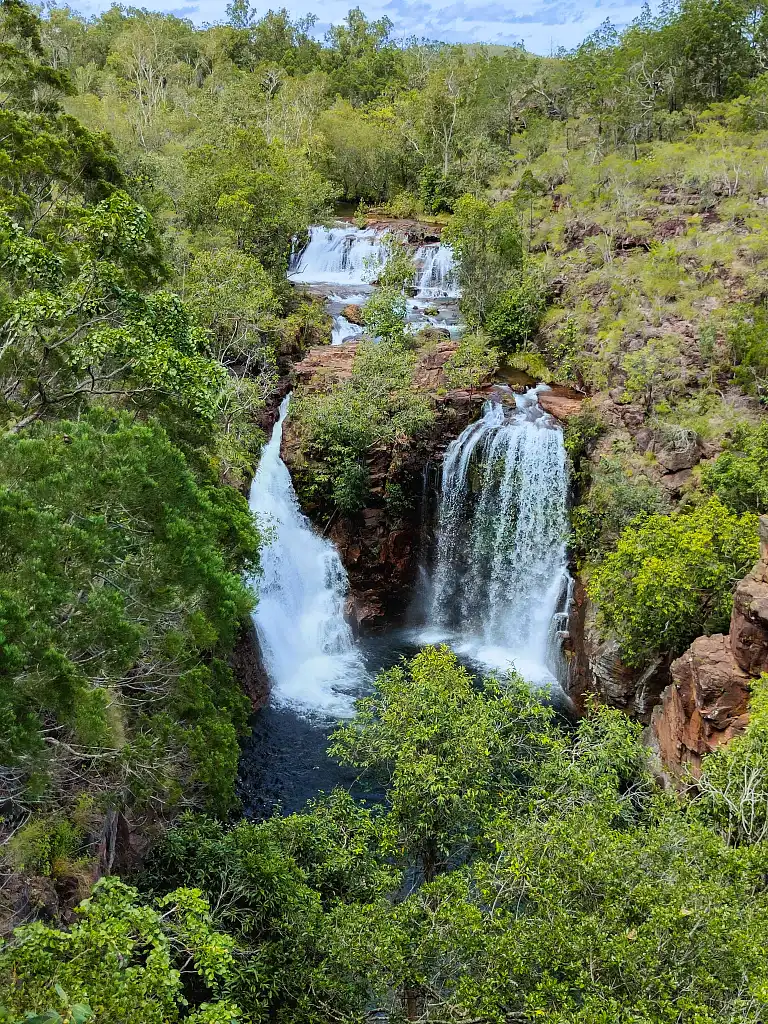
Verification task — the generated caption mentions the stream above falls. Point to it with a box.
[238,222,572,816]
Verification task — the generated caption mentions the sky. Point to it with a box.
[74,0,651,55]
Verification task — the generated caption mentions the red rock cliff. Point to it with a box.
[650,515,768,775]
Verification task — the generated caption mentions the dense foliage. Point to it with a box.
[5,0,768,1019]
[5,651,768,1023]
[588,498,760,665]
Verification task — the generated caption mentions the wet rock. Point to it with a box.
[341,303,364,326]
[230,621,270,711]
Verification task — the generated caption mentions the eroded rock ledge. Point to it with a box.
[650,516,768,776]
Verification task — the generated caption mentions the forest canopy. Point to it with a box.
[4,0,768,1020]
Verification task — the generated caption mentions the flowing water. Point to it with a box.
[289,226,387,286]
[247,395,366,717]
[420,388,570,683]
[240,225,571,814]
[414,242,459,298]
[290,224,461,343]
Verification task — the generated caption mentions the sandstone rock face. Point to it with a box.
[650,519,768,776]
[564,584,670,723]
[650,634,750,776]
[538,389,584,422]
[730,558,768,677]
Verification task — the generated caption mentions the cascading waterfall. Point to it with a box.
[425,387,570,683]
[289,226,387,286]
[248,395,365,715]
[415,243,459,298]
[331,315,364,346]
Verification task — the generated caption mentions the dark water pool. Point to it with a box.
[237,628,574,820]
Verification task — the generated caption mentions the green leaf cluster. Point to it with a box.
[588,497,760,665]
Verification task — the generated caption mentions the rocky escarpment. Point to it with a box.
[565,579,672,723]
[281,341,487,630]
[650,516,768,776]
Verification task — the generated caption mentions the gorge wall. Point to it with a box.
[280,340,487,630]
[650,517,768,776]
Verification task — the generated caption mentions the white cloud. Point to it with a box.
[76,0,654,54]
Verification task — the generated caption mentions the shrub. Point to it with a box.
[700,421,768,512]
[728,303,768,400]
[418,167,456,214]
[588,498,760,666]
[571,455,669,558]
[485,278,546,351]
[443,330,499,392]
[697,674,768,844]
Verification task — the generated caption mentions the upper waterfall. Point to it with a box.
[414,243,459,298]
[289,226,386,286]
[248,395,365,715]
[424,387,570,683]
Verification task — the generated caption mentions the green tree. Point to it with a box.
[443,194,524,326]
[443,329,499,394]
[0,411,257,816]
[588,498,760,666]
[329,645,556,879]
[701,421,768,513]
[484,276,546,351]
[0,877,240,1023]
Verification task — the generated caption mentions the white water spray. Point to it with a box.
[424,388,570,683]
[248,396,365,715]
[331,314,364,346]
[415,243,459,298]
[289,226,387,286]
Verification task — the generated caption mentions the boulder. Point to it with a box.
[538,390,584,422]
[655,433,701,473]
[651,634,750,776]
[341,303,364,326]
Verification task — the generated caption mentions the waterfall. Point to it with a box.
[248,395,365,715]
[331,314,364,346]
[415,243,459,298]
[424,387,570,683]
[289,226,387,286]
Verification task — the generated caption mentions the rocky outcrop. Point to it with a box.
[565,581,670,723]
[341,303,364,326]
[650,634,750,776]
[730,552,768,677]
[650,516,768,776]
[538,389,584,422]
[283,340,490,630]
